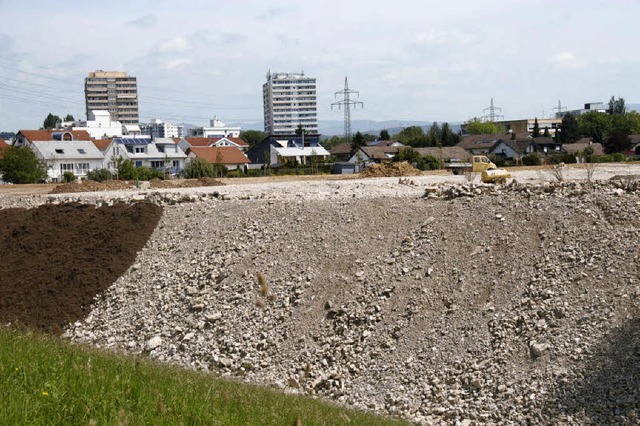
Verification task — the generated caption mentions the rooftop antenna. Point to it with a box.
[482,98,503,122]
[331,77,363,141]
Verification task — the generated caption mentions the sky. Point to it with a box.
[1,0,639,132]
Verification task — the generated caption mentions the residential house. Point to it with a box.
[104,137,187,174]
[30,140,104,182]
[489,139,535,160]
[0,139,9,159]
[366,140,405,147]
[177,136,249,153]
[562,139,604,159]
[186,146,251,171]
[188,118,241,138]
[348,146,399,165]
[246,135,329,166]
[329,142,353,162]
[14,129,93,147]
[456,134,507,155]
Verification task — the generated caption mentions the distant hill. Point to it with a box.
[179,120,463,137]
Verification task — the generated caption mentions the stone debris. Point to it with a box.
[5,176,634,425]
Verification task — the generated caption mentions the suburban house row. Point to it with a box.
[6,129,334,182]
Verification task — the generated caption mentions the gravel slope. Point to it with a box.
[56,174,640,425]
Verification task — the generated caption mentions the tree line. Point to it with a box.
[558,97,640,154]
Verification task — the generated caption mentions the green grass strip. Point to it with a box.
[0,327,408,425]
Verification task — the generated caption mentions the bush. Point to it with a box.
[0,147,47,184]
[184,158,216,178]
[548,153,577,164]
[522,153,541,166]
[590,155,613,163]
[62,171,76,182]
[417,155,442,171]
[116,159,137,180]
[86,169,113,182]
[134,166,164,181]
[611,153,626,162]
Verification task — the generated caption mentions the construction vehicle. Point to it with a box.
[444,155,511,184]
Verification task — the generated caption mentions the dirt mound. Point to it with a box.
[51,178,225,194]
[0,202,163,334]
[51,179,135,194]
[360,161,421,177]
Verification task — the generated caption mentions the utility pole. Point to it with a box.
[332,77,363,141]
[552,99,567,118]
[482,98,503,122]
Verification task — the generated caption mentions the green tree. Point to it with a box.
[625,111,640,134]
[184,158,215,178]
[379,129,390,140]
[392,126,428,147]
[426,122,441,147]
[543,127,550,138]
[532,118,540,137]
[64,114,75,122]
[239,130,266,147]
[351,131,366,152]
[440,122,460,147]
[578,111,611,144]
[0,147,47,183]
[604,130,631,154]
[116,158,137,180]
[295,124,305,136]
[42,113,60,130]
[559,113,580,144]
[464,117,504,135]
[607,96,626,115]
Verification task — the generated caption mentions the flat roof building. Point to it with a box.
[84,70,139,125]
[263,71,318,136]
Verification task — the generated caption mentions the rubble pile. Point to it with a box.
[360,162,422,177]
[49,180,640,423]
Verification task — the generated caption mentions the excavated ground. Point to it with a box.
[1,175,639,424]
[0,203,162,333]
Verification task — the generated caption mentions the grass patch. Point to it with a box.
[0,326,407,425]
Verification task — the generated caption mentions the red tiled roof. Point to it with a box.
[0,138,7,147]
[188,146,250,165]
[18,129,93,142]
[0,143,9,160]
[92,139,113,151]
[184,137,248,147]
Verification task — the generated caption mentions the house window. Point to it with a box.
[172,160,180,168]
[150,161,164,169]
[55,149,64,154]
[135,161,143,167]
[76,163,89,173]
[77,149,86,154]
[60,163,74,172]
[134,146,145,153]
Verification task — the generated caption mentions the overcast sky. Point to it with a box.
[1,0,639,131]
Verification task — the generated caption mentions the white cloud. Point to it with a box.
[548,51,586,69]
[159,37,191,53]
[127,14,157,28]
[165,58,192,70]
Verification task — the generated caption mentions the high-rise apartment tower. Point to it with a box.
[84,70,139,124]
[263,71,318,135]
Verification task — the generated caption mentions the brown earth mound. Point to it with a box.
[360,161,422,177]
[0,202,163,334]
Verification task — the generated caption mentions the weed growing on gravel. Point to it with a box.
[257,272,269,297]
[0,326,407,425]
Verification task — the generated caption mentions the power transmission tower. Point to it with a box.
[552,99,567,117]
[331,77,363,141]
[482,98,503,122]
